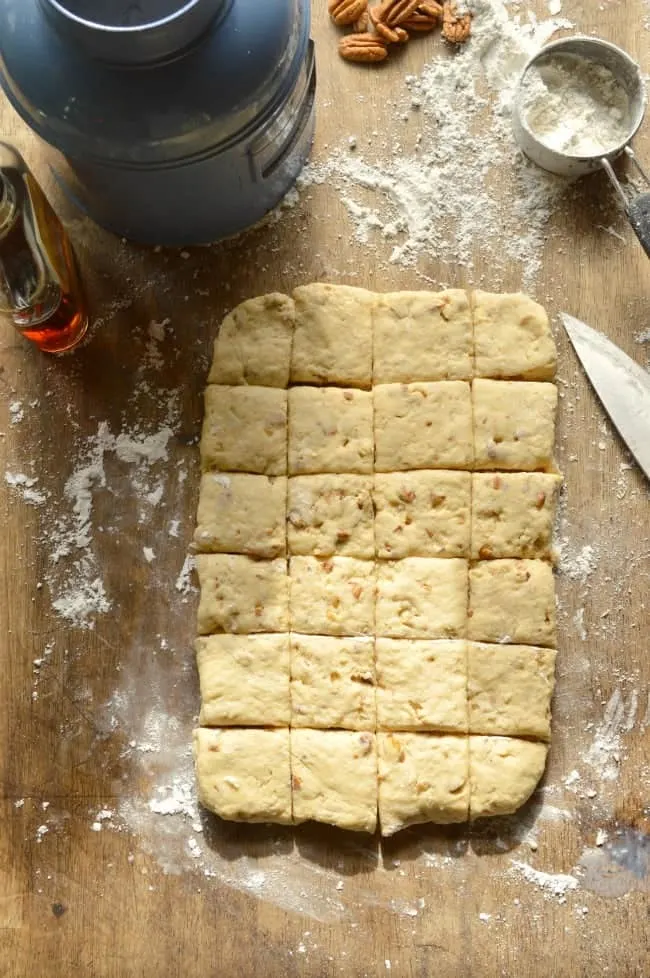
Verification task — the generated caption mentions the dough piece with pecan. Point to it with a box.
[374,381,473,471]
[373,290,472,383]
[288,386,373,475]
[194,472,286,558]
[373,470,471,558]
[291,283,375,388]
[207,293,294,388]
[290,634,376,730]
[289,556,375,636]
[196,554,289,635]
[378,732,469,834]
[472,379,557,471]
[376,638,468,732]
[194,727,292,824]
[375,557,468,639]
[469,735,548,819]
[201,385,287,475]
[471,472,562,560]
[468,642,556,740]
[468,558,556,648]
[472,292,557,381]
[291,729,377,832]
[288,474,374,558]
[196,634,290,726]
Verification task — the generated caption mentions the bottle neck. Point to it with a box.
[41,0,225,65]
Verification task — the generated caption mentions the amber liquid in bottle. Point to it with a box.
[0,151,88,354]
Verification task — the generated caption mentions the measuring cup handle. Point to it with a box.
[626,193,650,258]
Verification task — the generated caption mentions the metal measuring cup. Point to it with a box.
[512,36,650,256]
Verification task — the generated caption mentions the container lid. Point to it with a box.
[0,0,306,166]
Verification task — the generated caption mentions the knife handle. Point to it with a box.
[626,192,650,259]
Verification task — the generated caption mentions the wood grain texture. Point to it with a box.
[1,2,650,976]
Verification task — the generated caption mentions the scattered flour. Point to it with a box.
[584,687,638,781]
[510,860,580,902]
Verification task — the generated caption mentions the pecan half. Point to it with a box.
[400,12,438,30]
[441,2,471,43]
[384,0,421,25]
[339,32,389,62]
[418,0,443,17]
[374,20,404,42]
[329,0,368,26]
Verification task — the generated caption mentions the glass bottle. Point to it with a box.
[0,143,88,353]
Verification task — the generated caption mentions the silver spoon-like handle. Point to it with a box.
[601,148,650,257]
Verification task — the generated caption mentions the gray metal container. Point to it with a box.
[0,0,316,245]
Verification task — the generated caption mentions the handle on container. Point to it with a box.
[601,149,650,258]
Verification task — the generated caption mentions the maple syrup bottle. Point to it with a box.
[0,143,88,353]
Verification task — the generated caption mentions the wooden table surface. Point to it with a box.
[2,2,650,976]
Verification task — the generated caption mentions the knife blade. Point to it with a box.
[560,312,650,482]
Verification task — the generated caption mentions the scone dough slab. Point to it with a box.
[469,735,548,819]
[291,729,378,832]
[472,291,557,381]
[196,554,289,635]
[374,381,473,471]
[291,634,376,730]
[207,292,294,388]
[468,559,556,648]
[376,639,468,732]
[373,290,472,383]
[289,556,375,636]
[196,634,290,726]
[201,385,287,475]
[288,386,373,475]
[378,732,469,834]
[194,727,292,824]
[291,283,374,388]
[471,472,562,560]
[194,472,287,558]
[468,643,556,740]
[374,470,471,559]
[287,474,374,558]
[472,379,557,472]
[376,558,468,640]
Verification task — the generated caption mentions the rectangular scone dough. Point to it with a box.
[373,290,473,383]
[472,291,557,380]
[288,387,373,475]
[289,556,375,636]
[288,474,374,558]
[194,727,292,824]
[471,472,562,560]
[291,729,378,832]
[376,557,468,640]
[196,554,289,635]
[468,559,556,648]
[376,639,468,732]
[378,732,469,834]
[196,634,290,727]
[194,472,286,558]
[469,735,548,819]
[468,642,556,740]
[290,634,376,730]
[291,283,374,389]
[472,379,557,471]
[207,293,294,388]
[373,470,471,558]
[201,385,287,475]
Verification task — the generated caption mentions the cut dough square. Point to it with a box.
[468,559,556,648]
[288,386,373,475]
[196,554,289,635]
[373,471,471,558]
[194,473,287,558]
[469,735,548,819]
[472,291,557,381]
[291,283,374,389]
[201,385,287,475]
[373,290,472,383]
[289,556,374,636]
[196,634,290,727]
[376,638,468,732]
[194,727,292,824]
[377,732,469,834]
[290,634,376,730]
[287,474,374,558]
[207,293,294,388]
[291,728,377,832]
[375,558,468,639]
[468,642,556,740]
[471,472,562,560]
[472,379,557,472]
[374,382,473,471]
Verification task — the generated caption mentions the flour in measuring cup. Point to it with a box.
[520,53,632,157]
